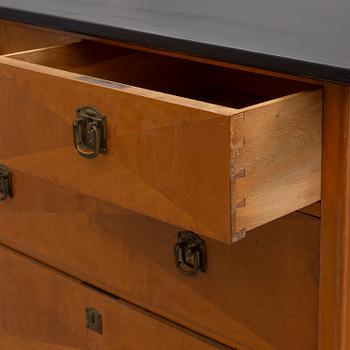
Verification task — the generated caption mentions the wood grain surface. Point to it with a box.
[0,245,230,350]
[0,17,326,350]
[0,53,234,242]
[319,84,350,350]
[231,90,322,238]
[0,20,74,54]
[0,178,321,350]
[0,41,322,241]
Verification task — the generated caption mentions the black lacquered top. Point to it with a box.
[0,0,349,83]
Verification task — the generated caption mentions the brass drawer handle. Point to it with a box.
[0,165,13,201]
[73,107,107,159]
[174,231,206,276]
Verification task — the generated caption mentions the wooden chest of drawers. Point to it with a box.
[0,19,325,350]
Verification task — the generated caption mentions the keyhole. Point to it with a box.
[86,308,103,334]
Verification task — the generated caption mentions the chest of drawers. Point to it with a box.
[0,8,346,350]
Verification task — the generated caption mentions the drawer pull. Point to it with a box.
[73,107,107,159]
[174,232,206,276]
[0,165,13,201]
[86,307,103,334]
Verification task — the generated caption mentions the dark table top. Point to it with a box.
[0,0,349,84]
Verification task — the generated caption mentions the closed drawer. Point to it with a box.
[0,175,320,350]
[0,244,229,350]
[0,40,321,242]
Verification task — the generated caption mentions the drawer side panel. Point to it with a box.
[231,90,322,238]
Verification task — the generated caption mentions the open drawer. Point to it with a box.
[0,40,322,243]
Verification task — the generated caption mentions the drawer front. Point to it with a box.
[0,55,232,242]
[0,173,320,350]
[0,41,322,242]
[0,245,228,350]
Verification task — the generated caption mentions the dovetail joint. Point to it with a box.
[235,198,247,209]
[232,229,246,243]
[234,167,246,178]
[232,137,245,154]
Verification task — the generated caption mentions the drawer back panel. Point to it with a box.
[0,20,75,54]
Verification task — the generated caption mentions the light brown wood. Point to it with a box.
[319,84,350,350]
[0,244,230,350]
[0,41,322,242]
[0,335,80,350]
[0,52,233,242]
[0,20,74,55]
[231,91,322,238]
[0,169,320,350]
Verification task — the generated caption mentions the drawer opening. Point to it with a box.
[9,40,317,109]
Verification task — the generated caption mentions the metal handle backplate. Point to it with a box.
[73,107,107,159]
[174,231,206,276]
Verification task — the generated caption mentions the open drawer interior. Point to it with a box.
[8,40,317,109]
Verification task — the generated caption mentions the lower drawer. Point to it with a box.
[0,245,228,350]
[0,174,320,350]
